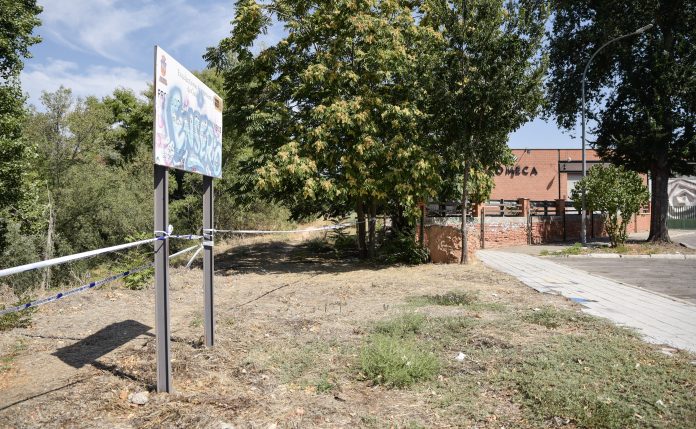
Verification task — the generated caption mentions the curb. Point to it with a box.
[563,253,696,260]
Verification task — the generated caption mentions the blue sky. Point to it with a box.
[21,0,582,149]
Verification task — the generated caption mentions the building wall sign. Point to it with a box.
[495,165,538,177]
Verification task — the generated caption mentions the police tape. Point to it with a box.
[0,244,200,316]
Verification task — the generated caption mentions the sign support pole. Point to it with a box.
[154,165,172,393]
[203,175,214,347]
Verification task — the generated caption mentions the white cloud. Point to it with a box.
[39,0,158,63]
[21,59,149,108]
[37,0,234,65]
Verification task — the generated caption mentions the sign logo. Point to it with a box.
[160,55,167,77]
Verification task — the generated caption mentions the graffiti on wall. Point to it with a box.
[154,46,222,178]
[668,177,696,218]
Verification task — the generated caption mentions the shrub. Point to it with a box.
[570,165,649,247]
[0,295,36,331]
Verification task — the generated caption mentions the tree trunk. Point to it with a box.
[356,200,367,258]
[460,162,470,264]
[368,200,377,258]
[648,166,671,243]
[42,190,55,291]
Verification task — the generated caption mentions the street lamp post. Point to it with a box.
[580,23,653,245]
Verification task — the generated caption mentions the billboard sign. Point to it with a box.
[154,46,223,177]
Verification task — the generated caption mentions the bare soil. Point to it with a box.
[0,234,692,428]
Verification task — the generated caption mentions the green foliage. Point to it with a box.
[0,218,42,296]
[546,1,696,241]
[422,0,548,192]
[0,296,36,331]
[209,0,443,254]
[0,0,42,254]
[571,165,649,247]
[114,233,154,290]
[360,334,440,388]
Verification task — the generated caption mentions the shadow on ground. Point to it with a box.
[52,320,152,369]
[211,240,384,276]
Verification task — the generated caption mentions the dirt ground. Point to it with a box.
[0,234,692,428]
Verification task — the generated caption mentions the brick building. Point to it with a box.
[491,148,605,201]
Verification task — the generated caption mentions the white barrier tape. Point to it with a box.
[208,222,355,235]
[0,244,200,316]
[0,237,160,279]
[0,228,203,279]
[185,245,204,268]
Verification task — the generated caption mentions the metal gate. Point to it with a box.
[667,206,696,229]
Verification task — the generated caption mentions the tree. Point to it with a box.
[208,0,442,258]
[546,0,696,243]
[570,165,649,247]
[0,0,42,254]
[421,0,548,263]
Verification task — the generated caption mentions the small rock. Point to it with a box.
[655,399,666,408]
[128,391,149,405]
[214,422,236,429]
[491,293,498,297]
[532,307,541,312]
[690,360,696,366]
[660,347,677,356]
[267,424,278,429]
[455,352,466,362]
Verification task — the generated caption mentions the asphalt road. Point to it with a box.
[554,258,696,304]
[675,231,696,249]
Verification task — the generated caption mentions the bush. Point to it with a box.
[113,233,154,290]
[570,165,649,247]
[378,230,429,264]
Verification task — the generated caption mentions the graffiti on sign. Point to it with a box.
[154,46,223,178]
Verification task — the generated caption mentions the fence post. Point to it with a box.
[481,206,486,249]
[154,164,171,393]
[419,203,425,246]
[556,199,566,242]
[203,175,214,348]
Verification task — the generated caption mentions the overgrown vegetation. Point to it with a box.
[508,331,695,428]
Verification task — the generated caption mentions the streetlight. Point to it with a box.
[580,23,653,245]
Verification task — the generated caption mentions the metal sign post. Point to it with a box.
[154,165,172,393]
[152,45,222,392]
[203,175,214,347]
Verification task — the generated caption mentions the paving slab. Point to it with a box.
[477,250,696,353]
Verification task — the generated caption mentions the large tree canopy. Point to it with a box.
[208,0,443,257]
[421,0,548,262]
[546,0,696,242]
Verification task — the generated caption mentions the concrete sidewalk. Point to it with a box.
[478,250,696,353]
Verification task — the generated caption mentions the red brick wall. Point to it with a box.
[423,211,650,263]
[491,149,602,201]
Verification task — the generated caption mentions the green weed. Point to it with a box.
[360,334,439,388]
[374,312,425,337]
[410,290,478,307]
